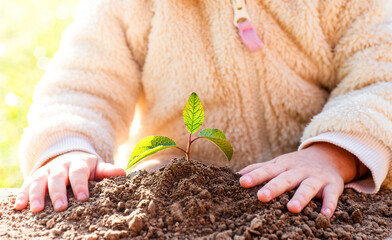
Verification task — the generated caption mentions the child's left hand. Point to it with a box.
[239,142,364,217]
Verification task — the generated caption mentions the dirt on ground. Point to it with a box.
[1,158,392,239]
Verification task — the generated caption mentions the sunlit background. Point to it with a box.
[0,0,77,187]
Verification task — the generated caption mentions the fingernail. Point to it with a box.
[259,189,271,201]
[289,200,301,210]
[54,200,64,211]
[15,199,22,208]
[31,200,41,210]
[323,208,331,216]
[240,176,252,185]
[77,192,87,201]
[15,195,24,204]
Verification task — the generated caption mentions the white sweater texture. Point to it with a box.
[19,0,392,193]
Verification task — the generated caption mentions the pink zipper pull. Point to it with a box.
[232,0,263,52]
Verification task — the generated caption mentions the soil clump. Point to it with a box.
[1,158,392,239]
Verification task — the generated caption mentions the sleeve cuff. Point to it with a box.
[299,132,391,194]
[29,135,100,176]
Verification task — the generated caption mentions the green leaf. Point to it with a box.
[183,92,205,134]
[126,136,178,170]
[199,128,233,161]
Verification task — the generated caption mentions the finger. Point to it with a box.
[14,182,31,210]
[287,177,324,213]
[315,188,323,199]
[48,165,69,212]
[321,183,343,218]
[28,170,49,213]
[257,170,304,202]
[237,162,267,175]
[95,162,126,181]
[239,163,286,188]
[69,161,90,202]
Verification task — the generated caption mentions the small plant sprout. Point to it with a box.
[126,92,233,170]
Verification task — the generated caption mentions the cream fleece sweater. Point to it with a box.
[20,0,392,193]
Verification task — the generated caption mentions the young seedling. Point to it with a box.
[126,92,233,170]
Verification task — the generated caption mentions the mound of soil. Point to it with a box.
[1,158,392,239]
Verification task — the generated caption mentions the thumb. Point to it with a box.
[95,161,126,181]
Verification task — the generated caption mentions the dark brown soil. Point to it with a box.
[1,158,392,239]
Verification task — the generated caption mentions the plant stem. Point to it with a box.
[186,133,192,162]
[190,137,200,144]
[176,146,187,154]
[177,134,197,162]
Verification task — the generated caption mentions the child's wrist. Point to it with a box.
[307,142,358,183]
[354,159,370,180]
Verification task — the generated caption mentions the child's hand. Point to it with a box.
[239,142,361,217]
[14,151,126,213]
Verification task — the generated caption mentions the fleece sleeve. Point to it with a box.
[19,0,142,178]
[301,1,392,189]
[299,132,391,193]
[28,135,99,176]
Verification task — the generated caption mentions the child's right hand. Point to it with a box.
[14,151,126,213]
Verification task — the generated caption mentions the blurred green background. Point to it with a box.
[0,0,77,187]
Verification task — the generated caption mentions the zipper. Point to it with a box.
[232,0,251,25]
[241,50,273,162]
[232,0,263,51]
[232,0,272,161]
